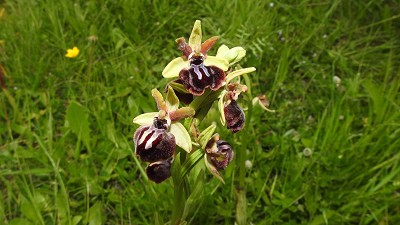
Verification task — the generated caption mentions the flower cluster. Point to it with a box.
[133,20,258,183]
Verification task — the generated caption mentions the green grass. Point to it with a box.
[1,0,400,224]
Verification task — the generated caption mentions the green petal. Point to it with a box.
[218,91,227,126]
[162,57,189,78]
[170,122,192,153]
[151,89,168,111]
[166,86,179,111]
[216,44,229,58]
[204,56,229,71]
[189,20,202,52]
[169,107,195,121]
[132,112,157,125]
[225,67,256,83]
[204,154,224,183]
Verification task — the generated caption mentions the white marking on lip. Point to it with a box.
[145,129,164,150]
[193,65,202,80]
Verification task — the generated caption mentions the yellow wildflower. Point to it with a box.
[65,46,80,58]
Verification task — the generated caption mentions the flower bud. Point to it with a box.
[146,160,172,183]
[224,100,245,133]
[206,136,234,170]
[134,118,175,163]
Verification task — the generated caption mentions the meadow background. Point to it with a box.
[1,0,400,224]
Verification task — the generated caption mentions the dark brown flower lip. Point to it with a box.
[146,159,172,183]
[179,55,226,96]
[224,100,245,133]
[206,139,234,171]
[134,118,176,163]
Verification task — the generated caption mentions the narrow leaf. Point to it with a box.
[66,101,91,151]
[198,123,216,149]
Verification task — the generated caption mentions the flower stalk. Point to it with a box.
[131,20,272,224]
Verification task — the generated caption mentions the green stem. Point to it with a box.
[171,181,185,225]
[235,74,253,225]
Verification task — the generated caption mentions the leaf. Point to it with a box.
[198,123,216,149]
[204,154,224,183]
[66,101,91,151]
[170,122,192,153]
[171,152,182,185]
[225,67,256,83]
[9,218,34,225]
[180,149,204,180]
[132,112,157,125]
[88,202,105,225]
[72,216,83,225]
[162,57,189,78]
[21,197,39,222]
[166,86,179,111]
[169,81,190,94]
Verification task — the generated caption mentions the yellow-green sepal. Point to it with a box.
[204,56,229,71]
[170,122,192,153]
[162,57,189,78]
[132,112,157,126]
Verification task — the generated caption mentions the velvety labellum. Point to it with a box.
[179,55,226,96]
[224,100,245,133]
[146,160,172,183]
[207,140,234,170]
[134,118,176,163]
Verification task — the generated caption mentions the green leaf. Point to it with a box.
[87,202,105,225]
[198,123,216,149]
[180,149,204,180]
[66,101,91,151]
[132,112,157,125]
[169,81,190,94]
[166,86,179,111]
[162,57,189,78]
[171,152,182,185]
[170,122,192,153]
[182,170,204,220]
[72,216,83,225]
[9,218,34,225]
[204,154,224,183]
